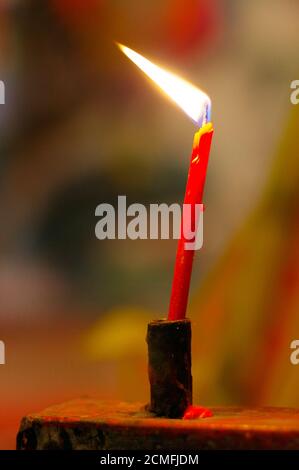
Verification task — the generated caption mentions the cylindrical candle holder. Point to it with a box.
[146,318,192,418]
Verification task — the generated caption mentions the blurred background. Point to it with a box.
[1,0,299,449]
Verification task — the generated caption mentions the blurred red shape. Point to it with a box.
[165,0,222,56]
[183,405,213,420]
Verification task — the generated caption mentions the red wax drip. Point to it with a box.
[183,405,213,420]
[168,126,213,321]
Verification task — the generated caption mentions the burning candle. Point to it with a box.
[118,43,214,419]
[118,43,213,321]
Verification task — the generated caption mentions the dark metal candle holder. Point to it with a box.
[146,318,192,418]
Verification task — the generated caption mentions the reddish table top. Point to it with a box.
[17,398,299,450]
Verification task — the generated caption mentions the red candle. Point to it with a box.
[118,43,214,321]
[168,123,213,320]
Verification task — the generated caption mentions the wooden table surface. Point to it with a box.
[17,398,299,450]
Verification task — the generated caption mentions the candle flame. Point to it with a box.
[117,43,211,127]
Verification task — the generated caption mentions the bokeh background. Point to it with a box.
[1,0,299,449]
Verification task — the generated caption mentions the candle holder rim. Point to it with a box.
[148,318,191,325]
